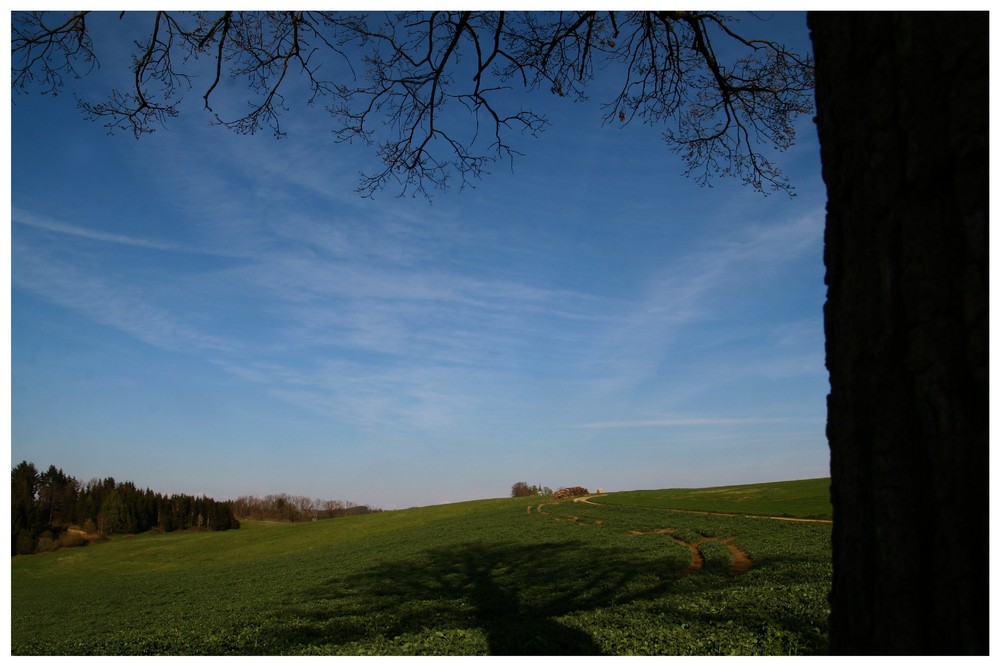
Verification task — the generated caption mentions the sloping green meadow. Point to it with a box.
[604,478,833,520]
[11,480,832,655]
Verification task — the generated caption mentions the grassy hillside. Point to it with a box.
[596,478,832,520]
[11,480,832,656]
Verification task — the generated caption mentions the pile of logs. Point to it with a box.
[552,486,589,500]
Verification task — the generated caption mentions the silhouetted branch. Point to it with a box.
[12,12,97,96]
[11,10,814,196]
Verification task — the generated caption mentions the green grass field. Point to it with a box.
[11,479,832,655]
[600,478,833,520]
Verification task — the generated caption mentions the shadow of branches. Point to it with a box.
[263,537,694,655]
[251,504,831,657]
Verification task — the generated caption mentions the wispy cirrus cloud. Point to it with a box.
[212,354,511,433]
[574,416,823,429]
[12,236,235,353]
[11,191,615,433]
[12,208,185,251]
[587,210,824,390]
[11,186,825,440]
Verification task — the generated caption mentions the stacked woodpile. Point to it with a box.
[552,486,589,500]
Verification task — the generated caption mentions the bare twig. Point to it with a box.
[11,10,814,196]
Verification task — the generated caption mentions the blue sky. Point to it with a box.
[9,11,829,509]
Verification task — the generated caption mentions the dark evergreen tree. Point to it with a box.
[11,461,40,555]
[37,465,71,527]
[10,462,241,551]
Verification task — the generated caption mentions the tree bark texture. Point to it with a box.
[809,12,988,654]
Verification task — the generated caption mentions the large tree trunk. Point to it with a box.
[808,12,988,654]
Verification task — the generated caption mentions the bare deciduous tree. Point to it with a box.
[11,10,814,197]
[19,10,988,655]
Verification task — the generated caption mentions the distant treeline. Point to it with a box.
[230,494,381,522]
[11,461,240,556]
[511,482,554,497]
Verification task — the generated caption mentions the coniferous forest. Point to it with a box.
[11,461,240,555]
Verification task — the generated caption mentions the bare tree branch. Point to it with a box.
[12,12,97,96]
[11,10,814,197]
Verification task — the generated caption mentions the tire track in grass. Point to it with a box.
[533,498,752,577]
[574,495,832,524]
[630,529,752,578]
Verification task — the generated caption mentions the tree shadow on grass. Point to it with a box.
[264,538,690,655]
[449,547,601,655]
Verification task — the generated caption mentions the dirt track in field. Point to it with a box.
[529,495,829,578]
[572,495,832,524]
[527,496,833,577]
[575,495,834,577]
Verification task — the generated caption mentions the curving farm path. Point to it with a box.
[531,495,828,579]
[572,495,832,524]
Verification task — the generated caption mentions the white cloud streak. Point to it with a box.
[12,198,615,432]
[587,210,824,392]
[574,416,824,429]
[12,208,184,251]
[12,237,234,353]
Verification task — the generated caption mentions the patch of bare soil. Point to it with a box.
[630,528,752,578]
[719,538,752,576]
[665,533,705,576]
